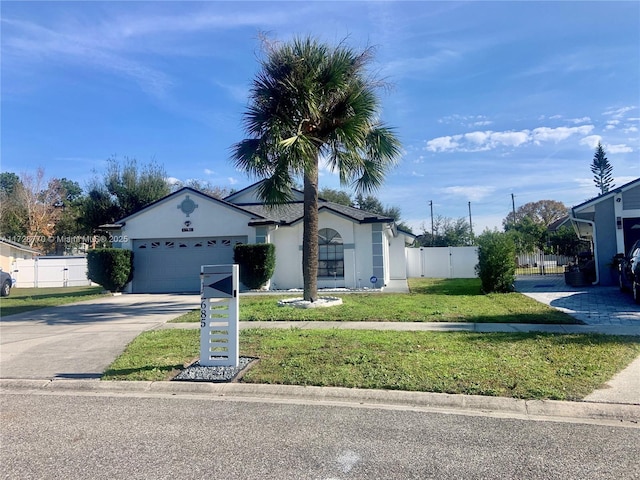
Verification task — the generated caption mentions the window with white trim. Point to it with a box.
[318,228,344,278]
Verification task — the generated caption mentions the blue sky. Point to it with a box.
[2,1,639,233]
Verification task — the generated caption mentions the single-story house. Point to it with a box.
[0,237,40,274]
[570,177,640,286]
[104,181,415,293]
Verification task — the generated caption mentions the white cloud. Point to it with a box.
[605,124,616,130]
[228,177,239,185]
[411,171,425,177]
[570,116,591,124]
[603,106,636,119]
[491,130,530,147]
[464,131,490,145]
[580,135,602,149]
[531,125,594,144]
[615,176,640,186]
[623,126,638,134]
[203,168,215,175]
[440,185,495,202]
[607,144,633,154]
[426,124,594,153]
[166,176,181,185]
[425,135,460,152]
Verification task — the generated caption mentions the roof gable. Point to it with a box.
[242,199,394,226]
[114,187,266,225]
[572,177,640,213]
[225,180,305,205]
[0,237,41,254]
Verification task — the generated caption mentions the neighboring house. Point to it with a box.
[104,181,415,293]
[570,177,640,286]
[0,237,40,274]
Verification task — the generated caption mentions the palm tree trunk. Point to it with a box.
[302,160,319,302]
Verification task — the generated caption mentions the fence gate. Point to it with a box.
[515,251,571,276]
[405,246,478,278]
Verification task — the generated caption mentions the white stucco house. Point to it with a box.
[104,181,415,293]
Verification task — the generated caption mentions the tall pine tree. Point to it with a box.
[590,142,614,195]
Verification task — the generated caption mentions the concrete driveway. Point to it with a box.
[515,275,640,326]
[0,294,200,379]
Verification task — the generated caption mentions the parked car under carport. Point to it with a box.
[618,240,640,304]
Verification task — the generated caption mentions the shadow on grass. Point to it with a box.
[451,331,640,345]
[408,279,483,296]
[9,287,104,301]
[103,363,184,379]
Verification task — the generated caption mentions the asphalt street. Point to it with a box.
[2,390,639,480]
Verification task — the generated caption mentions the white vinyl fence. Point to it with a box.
[406,246,479,278]
[12,256,91,288]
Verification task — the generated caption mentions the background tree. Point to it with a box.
[0,172,28,239]
[16,168,60,250]
[172,179,233,198]
[354,193,412,232]
[418,215,472,247]
[548,225,590,257]
[503,200,568,228]
[591,142,614,195]
[83,156,171,234]
[0,171,89,253]
[319,188,353,206]
[503,200,570,254]
[48,178,87,254]
[232,36,401,302]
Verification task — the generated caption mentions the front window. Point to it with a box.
[318,228,344,278]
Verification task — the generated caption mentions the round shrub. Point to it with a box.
[475,231,516,293]
[233,243,276,290]
[87,248,133,292]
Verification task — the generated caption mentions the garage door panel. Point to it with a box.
[132,237,245,293]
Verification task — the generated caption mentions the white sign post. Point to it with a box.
[200,264,239,367]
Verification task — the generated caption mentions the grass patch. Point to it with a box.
[104,330,200,381]
[0,286,108,316]
[170,278,576,324]
[102,328,640,401]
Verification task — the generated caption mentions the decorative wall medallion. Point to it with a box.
[178,196,198,217]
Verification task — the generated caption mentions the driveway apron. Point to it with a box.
[0,294,200,379]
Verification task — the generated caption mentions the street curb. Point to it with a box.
[2,378,638,424]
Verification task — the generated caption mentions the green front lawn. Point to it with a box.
[170,278,578,324]
[103,328,640,401]
[0,286,107,316]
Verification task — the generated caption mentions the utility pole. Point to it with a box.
[468,201,473,241]
[511,193,516,226]
[429,200,434,246]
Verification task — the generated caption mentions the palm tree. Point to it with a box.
[232,36,401,302]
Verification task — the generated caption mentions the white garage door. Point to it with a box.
[132,237,246,293]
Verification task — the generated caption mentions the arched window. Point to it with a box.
[318,228,344,278]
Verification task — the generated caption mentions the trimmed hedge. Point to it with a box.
[233,243,276,290]
[475,231,516,293]
[87,248,133,292]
